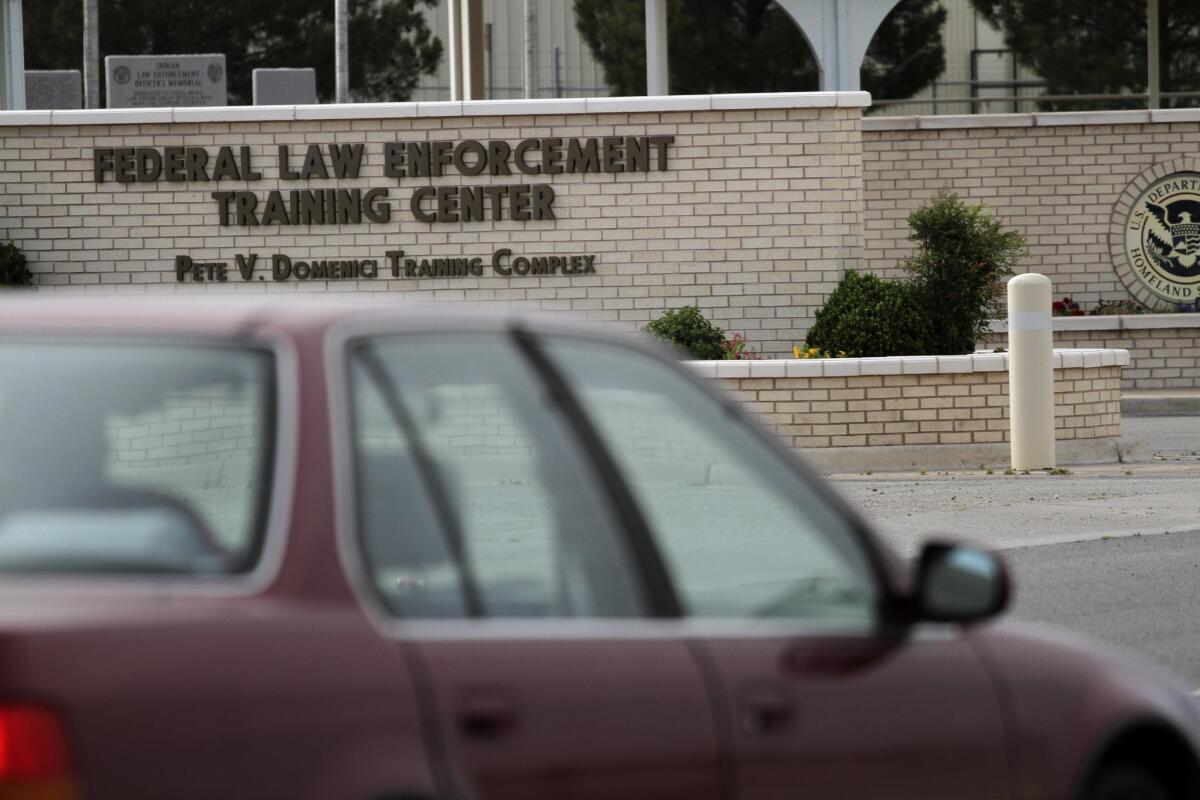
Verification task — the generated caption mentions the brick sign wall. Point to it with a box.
[0,93,869,358]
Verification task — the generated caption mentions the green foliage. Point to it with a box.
[903,192,1026,355]
[0,242,32,287]
[573,0,944,102]
[804,271,935,358]
[968,0,1200,109]
[644,305,726,360]
[23,0,442,104]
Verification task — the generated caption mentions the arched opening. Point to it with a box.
[576,0,823,96]
[860,0,948,104]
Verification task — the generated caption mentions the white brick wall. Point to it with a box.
[0,94,869,359]
[862,111,1200,309]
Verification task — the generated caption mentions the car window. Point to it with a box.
[542,337,879,626]
[348,334,645,619]
[0,342,273,575]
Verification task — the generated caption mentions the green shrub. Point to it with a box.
[0,241,32,287]
[803,271,935,358]
[903,192,1026,354]
[644,305,725,360]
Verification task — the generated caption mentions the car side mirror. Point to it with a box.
[915,542,1010,624]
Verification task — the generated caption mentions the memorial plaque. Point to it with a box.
[105,54,227,108]
[25,70,83,110]
[253,68,317,105]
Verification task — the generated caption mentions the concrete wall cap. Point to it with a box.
[920,113,1033,129]
[935,355,974,373]
[0,110,52,125]
[971,353,1008,372]
[857,357,903,374]
[991,313,1200,334]
[711,92,838,110]
[584,95,711,113]
[0,92,873,127]
[1033,110,1151,127]
[821,358,862,377]
[53,107,174,124]
[785,359,824,378]
[865,108,1178,132]
[460,97,588,116]
[901,356,938,374]
[1149,108,1200,124]
[1059,350,1085,369]
[689,349,1128,376]
[713,361,752,379]
[862,116,916,131]
[293,102,418,120]
[1123,312,1200,330]
[1049,315,1121,331]
[172,105,295,122]
[748,361,786,378]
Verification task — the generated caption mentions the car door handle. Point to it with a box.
[456,692,518,739]
[741,689,794,735]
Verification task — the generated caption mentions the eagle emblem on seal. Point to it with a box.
[1144,197,1200,278]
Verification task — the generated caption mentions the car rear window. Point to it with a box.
[0,342,274,576]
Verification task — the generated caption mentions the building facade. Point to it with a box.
[410,1,609,101]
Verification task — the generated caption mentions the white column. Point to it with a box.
[645,0,668,96]
[447,0,463,101]
[334,0,349,103]
[523,0,537,98]
[1007,273,1056,470]
[2,0,26,110]
[460,0,484,101]
[82,0,97,108]
[1147,0,1160,109]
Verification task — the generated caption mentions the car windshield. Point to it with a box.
[0,342,274,575]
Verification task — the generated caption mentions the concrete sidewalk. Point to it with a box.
[1122,389,1200,417]
[827,416,1200,557]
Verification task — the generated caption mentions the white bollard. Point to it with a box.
[1008,273,1056,470]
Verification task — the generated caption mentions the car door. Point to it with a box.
[341,330,724,800]
[537,334,1011,800]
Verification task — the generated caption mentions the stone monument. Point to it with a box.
[253,68,317,105]
[25,70,83,110]
[105,54,227,108]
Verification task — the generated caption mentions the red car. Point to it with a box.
[0,298,1195,800]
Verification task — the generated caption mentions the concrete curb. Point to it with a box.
[1122,393,1200,417]
[800,437,1145,475]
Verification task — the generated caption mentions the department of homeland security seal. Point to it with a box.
[1122,171,1200,304]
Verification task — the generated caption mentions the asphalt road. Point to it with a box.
[1006,531,1200,686]
[827,416,1200,686]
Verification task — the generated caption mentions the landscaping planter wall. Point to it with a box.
[691,349,1127,451]
[985,314,1200,390]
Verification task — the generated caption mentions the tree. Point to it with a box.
[573,0,945,101]
[23,0,442,105]
[968,0,1200,107]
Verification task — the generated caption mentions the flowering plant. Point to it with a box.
[1052,297,1084,316]
[793,344,846,359]
[721,332,760,360]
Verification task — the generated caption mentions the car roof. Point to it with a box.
[0,296,635,345]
